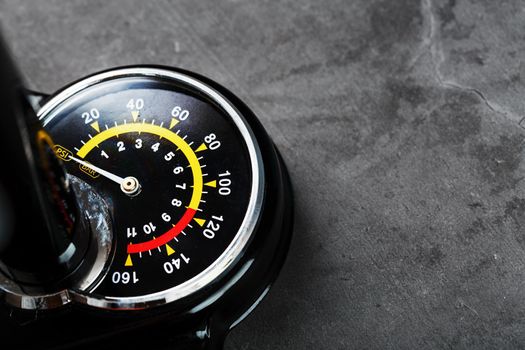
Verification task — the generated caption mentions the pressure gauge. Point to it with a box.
[1,66,293,349]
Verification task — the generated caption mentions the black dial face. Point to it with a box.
[41,70,259,301]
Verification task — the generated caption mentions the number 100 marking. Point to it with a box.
[218,171,231,196]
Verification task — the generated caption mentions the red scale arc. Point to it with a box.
[127,208,197,254]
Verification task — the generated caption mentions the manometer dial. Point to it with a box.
[39,69,262,304]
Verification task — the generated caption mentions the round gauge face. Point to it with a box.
[39,68,263,306]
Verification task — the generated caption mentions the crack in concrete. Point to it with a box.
[421,0,523,125]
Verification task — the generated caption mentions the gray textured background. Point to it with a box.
[2,0,525,349]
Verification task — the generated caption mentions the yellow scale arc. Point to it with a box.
[76,123,203,210]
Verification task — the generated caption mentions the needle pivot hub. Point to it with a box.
[121,176,141,196]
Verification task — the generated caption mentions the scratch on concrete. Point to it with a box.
[421,0,523,124]
[455,298,480,318]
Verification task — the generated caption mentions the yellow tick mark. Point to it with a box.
[131,110,140,122]
[90,121,100,133]
[204,180,217,188]
[195,143,207,152]
[166,244,175,256]
[169,118,179,129]
[125,254,133,267]
[194,218,206,227]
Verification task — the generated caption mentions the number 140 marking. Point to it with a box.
[163,253,190,274]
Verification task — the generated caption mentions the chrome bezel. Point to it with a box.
[7,67,264,310]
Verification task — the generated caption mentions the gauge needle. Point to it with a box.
[68,155,142,196]
[69,155,124,185]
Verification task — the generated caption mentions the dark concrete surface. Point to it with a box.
[1,0,525,349]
